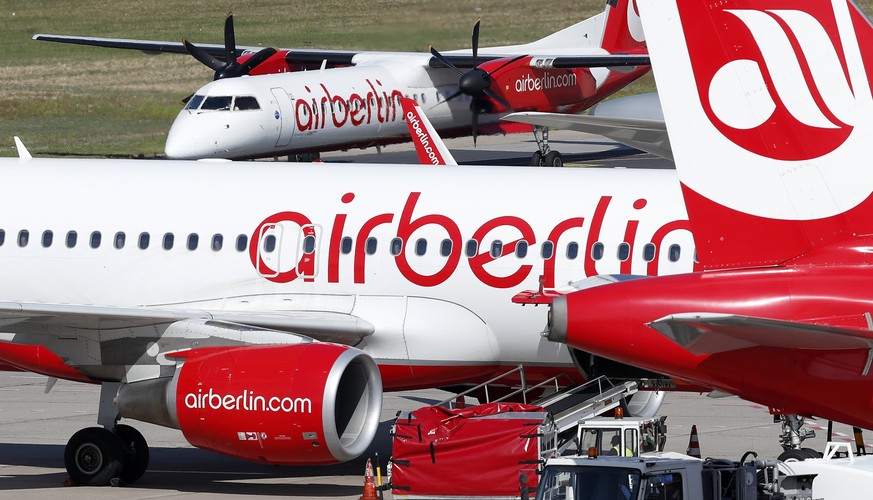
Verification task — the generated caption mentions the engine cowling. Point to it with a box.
[117,343,382,465]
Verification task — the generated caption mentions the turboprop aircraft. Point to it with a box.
[0,128,696,485]
[33,0,650,165]
[547,0,873,441]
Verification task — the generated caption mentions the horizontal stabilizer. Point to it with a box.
[648,312,873,355]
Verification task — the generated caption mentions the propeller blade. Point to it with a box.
[483,87,511,109]
[237,47,278,75]
[471,19,480,68]
[183,38,225,72]
[441,89,465,103]
[489,54,528,76]
[224,12,237,64]
[181,93,194,104]
[430,46,465,76]
[471,105,479,147]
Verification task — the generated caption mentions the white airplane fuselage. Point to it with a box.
[0,159,692,390]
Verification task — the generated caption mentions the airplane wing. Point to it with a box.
[502,112,672,159]
[0,301,374,345]
[648,312,873,355]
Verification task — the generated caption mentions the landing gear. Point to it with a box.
[774,414,819,462]
[531,126,563,167]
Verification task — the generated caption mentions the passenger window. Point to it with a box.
[516,240,528,258]
[415,238,427,256]
[567,242,579,260]
[303,234,316,254]
[440,239,452,257]
[390,238,403,256]
[233,96,260,110]
[465,239,478,258]
[114,232,125,249]
[669,244,681,262]
[201,96,232,111]
[617,242,630,261]
[263,235,276,253]
[236,234,248,252]
[42,230,53,248]
[490,240,503,258]
[66,231,77,248]
[212,234,223,251]
[643,243,656,262]
[366,237,378,255]
[541,241,554,259]
[185,95,205,110]
[90,231,101,249]
[18,230,29,247]
[341,236,353,254]
[591,242,604,260]
[139,232,150,250]
[187,233,199,251]
[0,229,4,246]
[163,233,174,250]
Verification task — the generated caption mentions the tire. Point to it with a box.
[777,448,808,462]
[64,427,124,486]
[544,151,563,168]
[801,447,822,459]
[116,424,149,484]
[530,151,543,166]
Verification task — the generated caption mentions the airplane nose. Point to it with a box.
[165,112,217,159]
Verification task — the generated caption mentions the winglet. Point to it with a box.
[400,97,457,166]
[13,136,32,161]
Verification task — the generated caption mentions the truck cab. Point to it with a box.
[576,415,667,457]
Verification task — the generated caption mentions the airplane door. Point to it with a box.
[271,88,294,148]
[255,222,284,278]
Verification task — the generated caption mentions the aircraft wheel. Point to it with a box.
[801,447,822,459]
[544,151,563,167]
[115,424,149,484]
[64,427,124,486]
[530,151,544,166]
[777,448,808,462]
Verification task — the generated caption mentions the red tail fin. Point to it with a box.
[600,0,646,53]
[401,98,457,166]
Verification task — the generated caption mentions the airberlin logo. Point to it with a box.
[679,0,868,160]
[185,388,313,414]
[514,72,578,93]
[405,110,442,165]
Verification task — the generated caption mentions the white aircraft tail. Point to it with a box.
[519,0,645,52]
[639,0,873,270]
[401,97,457,166]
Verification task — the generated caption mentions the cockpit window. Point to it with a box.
[201,96,232,111]
[233,96,260,110]
[185,94,205,110]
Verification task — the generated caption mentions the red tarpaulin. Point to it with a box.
[391,402,549,498]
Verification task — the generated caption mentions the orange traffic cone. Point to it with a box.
[360,458,379,500]
[686,425,701,458]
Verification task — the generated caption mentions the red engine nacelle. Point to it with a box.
[117,342,382,465]
[481,56,597,114]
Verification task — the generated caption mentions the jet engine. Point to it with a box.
[117,342,382,465]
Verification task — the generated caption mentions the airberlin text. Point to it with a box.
[295,79,404,132]
[515,72,578,93]
[185,388,312,414]
[406,111,441,165]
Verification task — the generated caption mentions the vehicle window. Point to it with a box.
[390,237,402,256]
[201,96,232,111]
[185,94,205,110]
[138,232,150,250]
[303,234,316,254]
[669,244,681,262]
[567,242,579,260]
[212,234,223,251]
[465,239,478,258]
[490,240,503,258]
[66,231,77,248]
[617,242,630,261]
[440,238,452,257]
[415,238,427,256]
[18,230,28,247]
[541,241,554,259]
[341,236,353,254]
[233,96,260,110]
[644,472,683,500]
[591,242,604,260]
[263,235,276,253]
[187,233,199,251]
[42,230,53,248]
[90,231,101,249]
[114,232,125,249]
[163,233,174,250]
[643,243,656,262]
[236,234,248,252]
[516,240,528,258]
[366,237,377,255]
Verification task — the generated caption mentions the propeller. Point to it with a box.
[183,13,278,81]
[430,20,521,145]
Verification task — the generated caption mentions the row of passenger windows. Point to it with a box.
[0,229,248,253]
[1,229,688,264]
